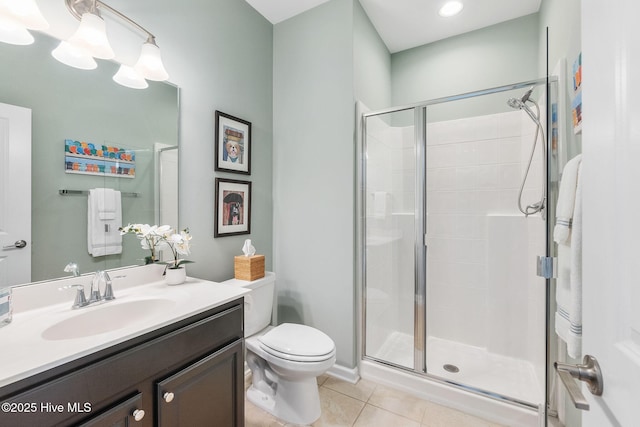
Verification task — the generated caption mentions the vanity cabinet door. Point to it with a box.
[77,393,146,427]
[156,340,244,427]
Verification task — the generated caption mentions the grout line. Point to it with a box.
[351,403,367,427]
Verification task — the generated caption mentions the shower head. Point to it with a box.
[507,93,539,124]
[507,97,523,109]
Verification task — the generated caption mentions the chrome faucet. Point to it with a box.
[60,264,116,309]
[90,271,116,303]
[100,271,116,301]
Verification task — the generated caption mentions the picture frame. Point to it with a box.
[214,110,251,175]
[214,178,251,237]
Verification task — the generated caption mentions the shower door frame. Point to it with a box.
[357,76,558,414]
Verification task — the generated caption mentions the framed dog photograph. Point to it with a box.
[215,178,251,237]
[215,110,251,174]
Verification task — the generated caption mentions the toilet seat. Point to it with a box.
[258,323,335,362]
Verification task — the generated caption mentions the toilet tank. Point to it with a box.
[225,272,275,337]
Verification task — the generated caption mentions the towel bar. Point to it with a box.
[59,189,140,197]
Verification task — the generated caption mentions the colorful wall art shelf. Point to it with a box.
[64,139,136,178]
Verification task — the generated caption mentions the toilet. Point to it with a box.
[231,273,336,425]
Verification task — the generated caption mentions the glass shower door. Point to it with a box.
[362,108,419,370]
[423,87,547,408]
[360,79,556,422]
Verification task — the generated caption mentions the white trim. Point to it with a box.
[326,363,359,384]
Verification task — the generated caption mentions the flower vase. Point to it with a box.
[165,266,186,286]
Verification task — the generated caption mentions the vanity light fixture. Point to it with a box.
[54,0,169,89]
[113,64,149,89]
[438,1,464,18]
[0,0,49,45]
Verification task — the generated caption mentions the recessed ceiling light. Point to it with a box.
[438,1,464,18]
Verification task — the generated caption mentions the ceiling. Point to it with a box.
[245,0,542,53]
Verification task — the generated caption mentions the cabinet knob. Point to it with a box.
[163,392,175,403]
[132,409,145,422]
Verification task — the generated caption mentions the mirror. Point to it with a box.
[0,32,179,284]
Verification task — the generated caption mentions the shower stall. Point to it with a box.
[357,78,560,425]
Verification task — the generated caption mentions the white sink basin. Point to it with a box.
[41,298,176,341]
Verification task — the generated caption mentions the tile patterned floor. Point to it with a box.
[245,374,507,427]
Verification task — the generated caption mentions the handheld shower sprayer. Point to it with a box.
[507,87,547,217]
[520,87,533,103]
[507,87,539,124]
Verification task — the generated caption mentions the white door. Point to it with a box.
[581,1,640,426]
[0,103,31,286]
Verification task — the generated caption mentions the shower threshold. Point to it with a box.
[371,332,544,405]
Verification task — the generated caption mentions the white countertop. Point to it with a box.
[0,265,249,389]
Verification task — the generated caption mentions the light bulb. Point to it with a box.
[134,41,169,81]
[68,12,114,59]
[0,13,33,45]
[438,1,464,17]
[0,0,49,30]
[113,64,148,89]
[52,40,98,70]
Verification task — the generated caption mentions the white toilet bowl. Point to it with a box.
[223,274,337,425]
[246,323,336,425]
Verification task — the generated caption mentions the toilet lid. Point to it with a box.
[258,323,335,358]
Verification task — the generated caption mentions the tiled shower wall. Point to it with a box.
[425,111,545,370]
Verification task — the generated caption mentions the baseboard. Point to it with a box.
[246,361,360,385]
[326,363,360,384]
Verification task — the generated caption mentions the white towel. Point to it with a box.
[555,158,583,358]
[88,188,123,257]
[553,154,582,245]
[97,188,116,220]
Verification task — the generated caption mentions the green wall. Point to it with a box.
[140,0,274,282]
[391,13,540,119]
[354,0,392,110]
[273,0,356,368]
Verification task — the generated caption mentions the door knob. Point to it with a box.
[2,240,27,250]
[163,392,175,403]
[554,354,604,411]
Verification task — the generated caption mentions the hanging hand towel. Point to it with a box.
[555,158,583,358]
[88,188,123,257]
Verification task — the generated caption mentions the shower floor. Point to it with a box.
[372,332,544,405]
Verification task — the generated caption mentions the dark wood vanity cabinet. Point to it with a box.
[156,341,243,426]
[0,299,245,427]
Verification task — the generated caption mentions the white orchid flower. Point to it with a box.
[121,223,193,267]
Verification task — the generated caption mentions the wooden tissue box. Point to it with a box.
[234,255,265,281]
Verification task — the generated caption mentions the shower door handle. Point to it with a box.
[554,355,604,411]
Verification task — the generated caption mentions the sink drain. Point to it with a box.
[443,364,459,373]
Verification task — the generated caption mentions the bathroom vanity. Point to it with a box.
[0,265,248,427]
